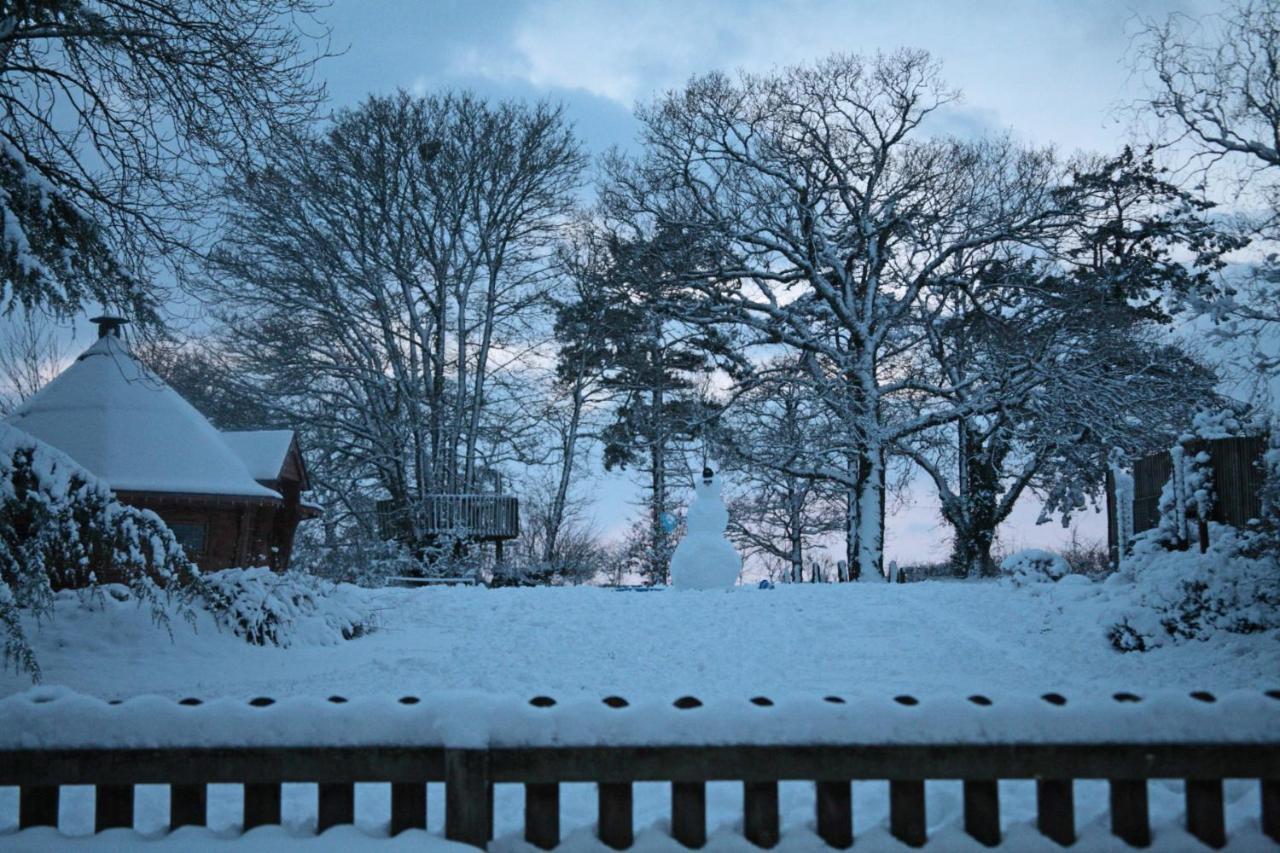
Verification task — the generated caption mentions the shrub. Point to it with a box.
[202,567,374,647]
[0,425,204,680]
[1106,525,1280,651]
[999,549,1070,585]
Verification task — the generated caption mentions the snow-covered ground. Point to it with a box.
[2,581,1272,700]
[1,581,1276,850]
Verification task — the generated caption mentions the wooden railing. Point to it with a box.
[2,691,1278,849]
[375,494,519,542]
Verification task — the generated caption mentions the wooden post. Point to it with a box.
[170,784,207,829]
[19,786,58,829]
[390,782,427,836]
[1262,779,1280,843]
[597,782,633,849]
[890,780,926,847]
[445,749,492,848]
[743,780,779,848]
[1186,778,1225,848]
[963,779,1000,846]
[1036,778,1075,846]
[95,784,133,832]
[671,781,706,849]
[243,783,282,829]
[1109,778,1150,847]
[525,783,559,850]
[317,782,355,832]
[815,780,853,849]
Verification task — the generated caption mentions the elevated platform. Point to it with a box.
[376,494,519,543]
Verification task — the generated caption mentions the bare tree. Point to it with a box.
[603,52,1068,579]
[1133,0,1280,383]
[0,0,331,320]
[208,92,584,547]
[0,308,67,412]
[717,361,844,582]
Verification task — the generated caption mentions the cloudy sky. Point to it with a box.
[310,0,1227,565]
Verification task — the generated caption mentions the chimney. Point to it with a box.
[90,315,128,338]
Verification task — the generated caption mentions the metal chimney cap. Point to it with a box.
[89,315,128,338]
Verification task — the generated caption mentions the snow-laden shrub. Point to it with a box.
[292,531,421,588]
[1106,525,1279,651]
[202,567,374,647]
[0,425,203,679]
[999,549,1070,585]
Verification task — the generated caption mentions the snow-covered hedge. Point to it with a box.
[999,549,1070,585]
[1107,526,1280,652]
[0,424,202,679]
[202,568,374,647]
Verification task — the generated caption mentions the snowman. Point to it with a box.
[670,466,742,589]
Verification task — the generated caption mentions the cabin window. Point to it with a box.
[169,522,208,557]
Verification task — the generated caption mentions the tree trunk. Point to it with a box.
[851,441,886,580]
[543,377,585,565]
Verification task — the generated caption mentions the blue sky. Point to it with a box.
[311,0,1224,564]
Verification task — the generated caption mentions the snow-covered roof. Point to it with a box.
[222,429,296,482]
[4,335,280,500]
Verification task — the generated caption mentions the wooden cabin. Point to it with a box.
[4,317,319,575]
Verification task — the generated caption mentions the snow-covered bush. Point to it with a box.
[1106,526,1279,652]
[999,549,1070,585]
[201,567,374,647]
[292,531,421,588]
[0,425,203,679]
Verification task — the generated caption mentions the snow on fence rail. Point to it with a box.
[1,688,1278,849]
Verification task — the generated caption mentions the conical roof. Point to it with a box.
[4,334,280,499]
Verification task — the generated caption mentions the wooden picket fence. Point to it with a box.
[3,692,1279,849]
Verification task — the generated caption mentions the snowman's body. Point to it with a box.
[670,476,741,589]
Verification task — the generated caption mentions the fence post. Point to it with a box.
[815,780,853,849]
[1109,778,1150,847]
[94,784,133,832]
[170,784,207,829]
[1186,778,1225,848]
[671,781,706,849]
[743,780,780,848]
[1036,778,1075,846]
[963,779,1000,846]
[18,786,58,829]
[1263,779,1279,843]
[525,783,559,850]
[890,780,926,847]
[317,782,355,832]
[390,782,427,835]
[597,782,633,849]
[243,783,282,829]
[445,749,492,848]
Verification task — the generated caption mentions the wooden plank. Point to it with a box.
[1262,779,1279,844]
[1036,778,1074,846]
[1109,778,1149,847]
[815,780,852,849]
[5,742,1279,788]
[671,781,706,849]
[445,749,492,847]
[597,782,633,849]
[243,782,281,828]
[390,782,426,835]
[317,782,354,831]
[890,779,926,847]
[743,780,779,849]
[95,784,133,832]
[1186,778,1225,849]
[963,779,1000,847]
[18,785,58,829]
[169,783,207,828]
[524,782,559,850]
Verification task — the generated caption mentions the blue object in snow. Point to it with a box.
[659,512,678,533]
[758,579,774,590]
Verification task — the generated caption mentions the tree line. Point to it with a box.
[1,1,1276,584]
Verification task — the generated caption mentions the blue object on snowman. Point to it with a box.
[757,579,774,590]
[659,512,678,533]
